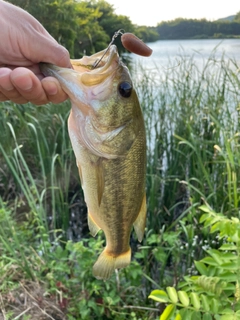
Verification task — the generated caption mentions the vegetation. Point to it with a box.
[156,18,240,40]
[149,206,240,320]
[234,11,240,23]
[7,0,158,57]
[1,41,240,318]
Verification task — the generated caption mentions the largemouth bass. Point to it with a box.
[40,45,146,280]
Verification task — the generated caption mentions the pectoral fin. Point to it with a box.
[133,194,147,242]
[95,159,105,206]
[77,162,83,186]
[88,213,101,237]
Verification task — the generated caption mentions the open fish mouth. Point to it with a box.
[40,45,120,87]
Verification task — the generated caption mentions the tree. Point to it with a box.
[135,26,159,43]
[7,0,110,57]
[8,0,79,56]
[86,0,136,53]
[234,11,240,22]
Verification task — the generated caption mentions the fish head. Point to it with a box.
[40,45,143,158]
[40,45,140,126]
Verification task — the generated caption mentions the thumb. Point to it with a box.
[34,37,71,68]
[48,43,72,68]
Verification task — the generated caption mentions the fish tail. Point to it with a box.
[92,247,131,280]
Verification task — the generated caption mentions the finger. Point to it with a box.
[10,67,49,105]
[41,77,68,104]
[0,68,28,103]
[0,92,9,102]
[0,68,13,90]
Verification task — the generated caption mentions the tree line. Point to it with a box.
[7,0,240,58]
[156,16,240,40]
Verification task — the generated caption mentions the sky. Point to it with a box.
[106,0,240,27]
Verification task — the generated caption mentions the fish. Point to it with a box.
[40,44,147,280]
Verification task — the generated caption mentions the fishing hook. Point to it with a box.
[92,29,125,69]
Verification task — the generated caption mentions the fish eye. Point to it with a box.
[118,81,132,98]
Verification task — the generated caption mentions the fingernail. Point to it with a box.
[11,69,33,91]
[0,68,10,77]
[0,68,14,91]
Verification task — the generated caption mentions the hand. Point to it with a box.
[0,0,72,105]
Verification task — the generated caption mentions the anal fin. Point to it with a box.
[88,212,101,237]
[133,194,147,242]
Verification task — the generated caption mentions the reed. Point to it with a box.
[132,51,240,288]
[134,52,240,223]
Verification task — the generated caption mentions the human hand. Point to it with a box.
[0,0,72,105]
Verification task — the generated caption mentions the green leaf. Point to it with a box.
[166,287,178,304]
[203,313,212,320]
[174,314,182,320]
[207,249,223,265]
[199,205,212,213]
[160,304,176,320]
[201,294,210,311]
[219,243,237,251]
[208,266,217,277]
[190,292,200,310]
[194,261,208,275]
[220,315,236,320]
[211,298,219,314]
[210,222,221,233]
[221,261,239,270]
[221,308,234,314]
[179,308,193,320]
[199,213,209,223]
[220,252,238,260]
[219,272,238,282]
[149,290,169,303]
[224,283,236,291]
[191,310,201,320]
[178,291,190,307]
[200,257,218,266]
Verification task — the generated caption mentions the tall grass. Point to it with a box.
[0,50,240,319]
[131,51,240,288]
[0,102,79,234]
[134,52,240,224]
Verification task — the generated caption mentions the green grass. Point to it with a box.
[0,50,240,319]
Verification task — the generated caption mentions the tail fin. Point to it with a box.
[92,248,131,280]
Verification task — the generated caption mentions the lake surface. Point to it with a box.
[128,39,240,154]
[131,39,240,70]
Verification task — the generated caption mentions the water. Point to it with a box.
[131,38,240,70]
[129,38,240,112]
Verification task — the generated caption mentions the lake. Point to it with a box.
[131,38,240,70]
[129,39,240,154]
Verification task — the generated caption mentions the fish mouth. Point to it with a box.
[40,45,120,89]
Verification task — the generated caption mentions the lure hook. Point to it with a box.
[92,29,124,69]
